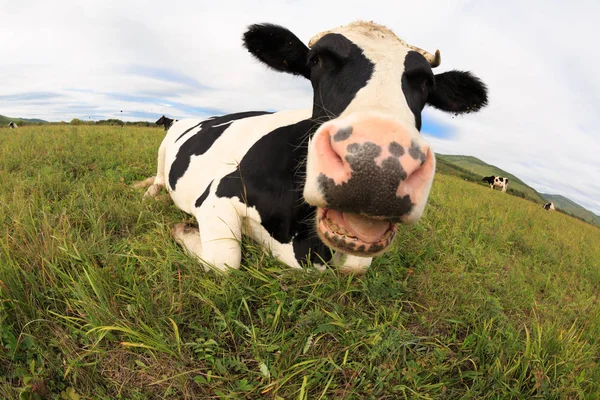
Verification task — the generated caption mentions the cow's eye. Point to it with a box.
[311,55,320,66]
[420,77,434,95]
[421,80,429,93]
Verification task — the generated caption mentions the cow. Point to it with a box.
[138,21,488,274]
[482,176,508,192]
[8,122,18,129]
[155,115,176,131]
[543,202,555,211]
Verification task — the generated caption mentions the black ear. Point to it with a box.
[427,70,488,114]
[243,23,310,79]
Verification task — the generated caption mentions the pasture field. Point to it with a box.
[1,125,600,399]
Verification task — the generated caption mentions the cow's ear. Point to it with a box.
[427,70,488,114]
[243,23,311,79]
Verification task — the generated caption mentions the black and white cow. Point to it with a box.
[8,122,18,129]
[155,115,176,131]
[543,202,555,211]
[139,21,488,273]
[482,176,508,192]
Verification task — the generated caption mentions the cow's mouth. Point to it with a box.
[316,207,397,256]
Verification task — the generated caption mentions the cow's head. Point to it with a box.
[155,115,174,131]
[243,21,488,257]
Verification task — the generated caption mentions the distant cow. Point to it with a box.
[543,202,555,211]
[155,115,176,131]
[482,176,508,192]
[138,21,488,274]
[8,122,17,129]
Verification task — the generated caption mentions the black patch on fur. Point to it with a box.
[175,121,205,143]
[169,111,272,190]
[427,70,488,114]
[308,34,374,119]
[333,126,353,142]
[243,23,311,78]
[195,181,212,208]
[401,51,434,130]
[389,142,404,157]
[216,119,332,265]
[408,140,427,165]
[317,141,413,219]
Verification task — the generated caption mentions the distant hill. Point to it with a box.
[436,154,599,228]
[436,154,546,203]
[541,193,600,227]
[0,114,48,126]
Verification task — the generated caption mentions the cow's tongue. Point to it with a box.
[327,210,390,243]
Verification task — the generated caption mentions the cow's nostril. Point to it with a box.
[329,134,345,167]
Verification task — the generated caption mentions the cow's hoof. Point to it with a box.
[170,223,198,241]
[337,265,369,276]
[132,176,156,189]
[143,184,162,199]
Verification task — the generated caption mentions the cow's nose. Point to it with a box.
[309,117,435,219]
[314,123,430,186]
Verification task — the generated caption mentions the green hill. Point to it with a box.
[436,154,546,203]
[541,193,600,226]
[0,114,47,126]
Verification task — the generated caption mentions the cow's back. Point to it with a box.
[163,109,311,213]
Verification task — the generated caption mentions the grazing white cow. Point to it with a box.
[482,176,508,192]
[139,21,488,274]
[8,122,18,129]
[543,202,555,211]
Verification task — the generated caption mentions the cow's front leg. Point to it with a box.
[195,199,242,272]
[171,199,242,273]
[331,252,372,275]
[144,139,168,199]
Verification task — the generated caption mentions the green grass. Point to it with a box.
[1,125,600,399]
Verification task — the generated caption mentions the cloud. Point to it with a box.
[0,92,65,101]
[122,65,210,90]
[0,0,598,214]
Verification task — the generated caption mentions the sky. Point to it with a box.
[1,0,599,214]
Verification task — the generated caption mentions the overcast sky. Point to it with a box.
[1,0,599,214]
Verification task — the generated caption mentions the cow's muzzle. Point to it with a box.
[304,114,436,256]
